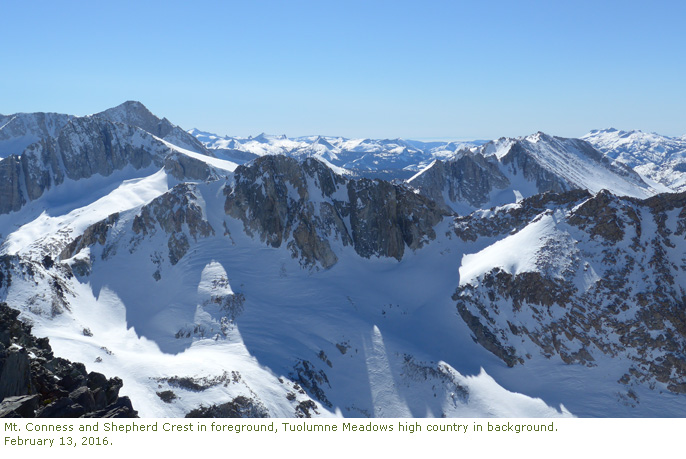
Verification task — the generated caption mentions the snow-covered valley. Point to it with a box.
[1,102,685,418]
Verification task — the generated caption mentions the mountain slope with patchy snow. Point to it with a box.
[0,112,74,158]
[583,128,686,192]
[408,132,658,214]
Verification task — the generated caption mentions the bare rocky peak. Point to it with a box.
[95,101,175,139]
[94,101,209,154]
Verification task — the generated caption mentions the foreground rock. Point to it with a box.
[0,303,137,418]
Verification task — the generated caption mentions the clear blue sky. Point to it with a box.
[1,0,684,139]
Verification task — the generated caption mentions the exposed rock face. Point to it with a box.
[0,112,74,158]
[95,101,210,155]
[409,153,510,211]
[567,189,629,242]
[453,189,686,397]
[164,151,220,181]
[185,396,269,418]
[409,133,654,213]
[0,113,224,216]
[61,183,215,267]
[225,156,448,267]
[0,117,169,214]
[0,303,137,418]
[346,178,447,258]
[0,156,26,214]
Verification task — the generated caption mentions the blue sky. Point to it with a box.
[1,0,684,139]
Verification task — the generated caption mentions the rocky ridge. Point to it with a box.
[225,155,450,267]
[452,189,686,403]
[0,112,74,158]
[95,101,210,155]
[409,133,655,213]
[59,155,449,273]
[0,116,223,215]
[0,302,137,418]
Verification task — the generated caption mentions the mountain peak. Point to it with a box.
[95,100,163,131]
[118,100,148,110]
[94,102,209,155]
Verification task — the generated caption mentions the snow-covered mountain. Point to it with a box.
[0,115,236,216]
[453,189,686,413]
[2,102,686,418]
[0,155,571,418]
[408,132,659,214]
[583,128,686,192]
[190,129,485,179]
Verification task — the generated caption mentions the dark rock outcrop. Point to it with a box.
[0,303,137,418]
[185,396,269,418]
[61,183,215,267]
[409,152,510,210]
[0,156,26,214]
[225,156,448,267]
[453,189,686,395]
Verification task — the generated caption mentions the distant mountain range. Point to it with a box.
[583,128,686,192]
[1,101,685,418]
[190,128,486,179]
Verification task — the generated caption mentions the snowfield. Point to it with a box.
[2,102,685,418]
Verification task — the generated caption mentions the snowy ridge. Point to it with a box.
[408,132,658,214]
[509,132,653,198]
[583,128,686,192]
[0,114,238,217]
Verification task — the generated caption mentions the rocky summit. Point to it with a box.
[1,101,686,417]
[0,303,137,418]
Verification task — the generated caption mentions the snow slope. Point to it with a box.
[583,128,686,191]
[1,166,572,418]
